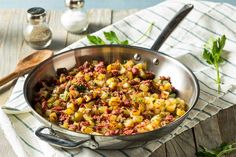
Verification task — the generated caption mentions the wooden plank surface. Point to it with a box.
[0,9,236,157]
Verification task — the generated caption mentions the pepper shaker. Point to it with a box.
[61,0,88,33]
[23,7,52,49]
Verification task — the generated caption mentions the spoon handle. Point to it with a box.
[0,71,19,87]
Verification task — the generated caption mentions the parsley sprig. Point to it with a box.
[87,31,128,45]
[87,22,154,45]
[203,35,226,94]
[196,142,236,157]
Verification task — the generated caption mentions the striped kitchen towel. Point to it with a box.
[1,0,236,156]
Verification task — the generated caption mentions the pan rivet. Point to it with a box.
[153,58,159,65]
[134,53,141,61]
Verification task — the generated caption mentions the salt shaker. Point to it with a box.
[23,7,52,49]
[61,0,88,33]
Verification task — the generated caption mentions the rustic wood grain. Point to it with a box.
[165,129,196,157]
[217,105,236,157]
[87,9,112,34]
[149,144,166,157]
[193,115,223,151]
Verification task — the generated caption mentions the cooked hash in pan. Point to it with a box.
[34,60,188,135]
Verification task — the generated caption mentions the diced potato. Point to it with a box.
[133,115,143,123]
[98,106,107,113]
[161,91,169,99]
[124,119,134,127]
[77,97,83,105]
[131,110,141,116]
[151,120,161,128]
[127,71,133,80]
[84,95,91,102]
[139,84,149,92]
[75,71,83,78]
[164,82,171,90]
[67,103,75,111]
[122,82,130,88]
[65,108,74,115]
[134,63,143,69]
[138,103,145,113]
[82,127,94,134]
[151,115,161,122]
[151,93,159,99]
[124,60,134,68]
[110,115,117,121]
[85,102,93,109]
[98,74,106,80]
[109,97,120,106]
[84,74,90,82]
[45,110,52,117]
[101,91,108,99]
[139,69,146,79]
[59,75,66,83]
[62,122,69,129]
[49,112,57,122]
[83,114,92,121]
[146,124,154,131]
[74,112,83,122]
[47,97,55,103]
[117,123,123,129]
[106,64,112,72]
[165,101,176,113]
[119,65,126,74]
[176,108,186,116]
[94,79,104,87]
[108,82,117,90]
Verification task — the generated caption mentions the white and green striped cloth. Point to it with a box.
[1,0,236,156]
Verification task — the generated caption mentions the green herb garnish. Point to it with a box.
[87,31,128,45]
[60,90,69,101]
[87,35,106,45]
[104,31,129,45]
[87,22,155,45]
[203,35,226,94]
[196,143,236,157]
[75,84,87,92]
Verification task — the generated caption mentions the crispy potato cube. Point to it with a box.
[49,112,57,122]
[109,97,120,106]
[166,104,176,113]
[176,108,186,116]
[84,74,91,82]
[77,97,83,105]
[65,108,74,115]
[74,112,83,122]
[139,84,149,92]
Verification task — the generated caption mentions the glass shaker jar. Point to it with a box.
[23,7,52,49]
[61,0,88,33]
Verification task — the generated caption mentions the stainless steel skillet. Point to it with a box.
[24,4,199,149]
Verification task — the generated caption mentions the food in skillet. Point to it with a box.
[34,60,188,135]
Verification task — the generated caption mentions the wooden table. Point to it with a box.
[0,9,235,157]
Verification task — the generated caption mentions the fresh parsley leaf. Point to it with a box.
[86,22,154,45]
[87,35,106,45]
[196,143,236,157]
[104,31,129,45]
[75,84,87,92]
[202,35,226,94]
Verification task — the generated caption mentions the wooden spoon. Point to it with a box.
[0,50,53,87]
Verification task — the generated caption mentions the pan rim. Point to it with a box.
[23,44,200,138]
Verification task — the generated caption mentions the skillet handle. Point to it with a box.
[35,126,98,149]
[151,4,194,51]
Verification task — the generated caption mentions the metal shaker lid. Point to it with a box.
[27,7,46,22]
[65,0,84,9]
